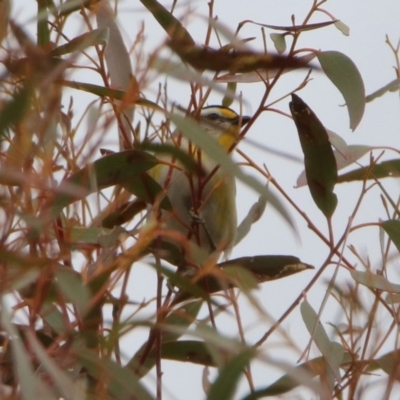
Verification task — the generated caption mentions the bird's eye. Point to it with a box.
[206,113,220,121]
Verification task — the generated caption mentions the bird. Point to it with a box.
[148,105,251,267]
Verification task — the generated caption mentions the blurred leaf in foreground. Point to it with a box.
[168,40,314,73]
[42,150,168,220]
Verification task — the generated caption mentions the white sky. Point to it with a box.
[10,0,400,399]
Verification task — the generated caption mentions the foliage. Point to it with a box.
[1,0,400,399]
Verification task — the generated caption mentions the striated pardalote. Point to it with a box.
[149,105,250,266]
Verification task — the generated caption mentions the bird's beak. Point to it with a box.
[235,115,251,127]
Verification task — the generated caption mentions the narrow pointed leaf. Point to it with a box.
[317,51,365,130]
[297,144,372,187]
[77,348,154,400]
[337,159,400,182]
[366,78,400,102]
[127,301,202,376]
[168,41,312,73]
[243,20,337,33]
[48,28,109,57]
[270,33,286,53]
[102,200,147,228]
[37,0,50,47]
[26,332,86,400]
[96,2,132,90]
[0,84,32,139]
[55,267,91,314]
[59,80,160,110]
[334,20,350,36]
[140,0,195,44]
[375,350,400,380]
[156,340,215,366]
[222,82,236,107]
[1,303,54,399]
[242,352,352,399]
[43,150,167,219]
[96,0,135,146]
[351,270,400,293]
[59,0,92,16]
[235,195,267,244]
[301,301,343,384]
[217,53,316,83]
[290,94,338,217]
[208,348,256,400]
[382,220,400,252]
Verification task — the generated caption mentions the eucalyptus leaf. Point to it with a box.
[382,220,400,252]
[317,51,365,130]
[338,159,400,182]
[290,94,338,218]
[351,269,400,293]
[48,28,110,57]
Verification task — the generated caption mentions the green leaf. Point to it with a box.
[334,20,350,36]
[301,301,343,385]
[140,0,195,44]
[43,150,167,219]
[222,82,237,107]
[40,304,66,335]
[317,51,365,130]
[208,348,256,400]
[375,350,400,380]
[337,159,400,182]
[241,352,352,399]
[235,195,267,244]
[102,200,147,228]
[157,340,215,366]
[77,347,154,400]
[58,0,92,16]
[48,28,109,57]
[59,80,161,109]
[168,42,312,73]
[290,94,338,218]
[216,53,316,83]
[26,332,86,400]
[1,302,54,399]
[351,270,400,293]
[0,84,32,139]
[297,144,373,187]
[127,300,202,376]
[241,358,322,399]
[382,220,400,252]
[55,267,91,314]
[247,20,337,33]
[139,142,200,174]
[270,33,286,53]
[37,0,50,47]
[366,78,400,102]
[96,0,135,135]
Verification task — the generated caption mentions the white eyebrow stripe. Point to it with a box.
[200,107,223,116]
